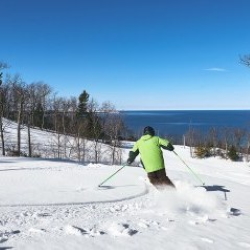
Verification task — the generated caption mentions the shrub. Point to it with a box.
[6,150,27,157]
[227,145,239,161]
[194,145,211,158]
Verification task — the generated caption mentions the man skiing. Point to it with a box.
[127,126,175,190]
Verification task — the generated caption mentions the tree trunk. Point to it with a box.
[17,101,24,155]
[0,116,5,156]
[27,113,32,157]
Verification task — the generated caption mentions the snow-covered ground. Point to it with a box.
[0,121,250,249]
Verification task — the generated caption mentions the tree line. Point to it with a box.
[184,126,250,161]
[0,62,126,164]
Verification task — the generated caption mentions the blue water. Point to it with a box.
[120,110,250,137]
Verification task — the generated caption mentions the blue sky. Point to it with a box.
[1,0,250,110]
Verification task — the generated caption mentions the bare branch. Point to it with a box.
[0,62,9,70]
[239,54,250,68]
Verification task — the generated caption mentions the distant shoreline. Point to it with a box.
[120,110,250,138]
[119,109,250,112]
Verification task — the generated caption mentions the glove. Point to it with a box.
[127,159,132,165]
[167,144,174,151]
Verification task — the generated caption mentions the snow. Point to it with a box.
[1,122,250,249]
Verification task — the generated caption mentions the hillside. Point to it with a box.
[0,120,250,250]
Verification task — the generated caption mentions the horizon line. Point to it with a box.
[118,108,250,111]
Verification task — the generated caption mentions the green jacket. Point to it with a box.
[128,135,174,173]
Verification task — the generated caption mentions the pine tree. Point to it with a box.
[77,90,89,117]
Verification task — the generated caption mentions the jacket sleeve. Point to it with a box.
[127,143,139,164]
[159,137,174,151]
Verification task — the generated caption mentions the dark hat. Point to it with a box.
[143,126,155,136]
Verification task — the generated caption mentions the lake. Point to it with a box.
[120,110,250,138]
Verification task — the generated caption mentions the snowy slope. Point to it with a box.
[0,120,250,249]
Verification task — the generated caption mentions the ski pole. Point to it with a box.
[98,165,126,187]
[173,151,205,186]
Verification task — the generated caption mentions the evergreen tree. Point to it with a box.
[227,145,239,161]
[77,90,89,117]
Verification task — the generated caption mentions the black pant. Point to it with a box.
[147,168,175,190]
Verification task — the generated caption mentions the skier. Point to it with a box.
[126,126,175,190]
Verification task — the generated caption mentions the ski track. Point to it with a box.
[0,185,150,208]
[0,184,243,249]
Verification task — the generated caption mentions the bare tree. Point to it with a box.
[67,96,88,162]
[60,98,72,158]
[25,83,46,157]
[70,120,88,162]
[240,54,250,68]
[87,98,103,163]
[0,62,8,84]
[0,62,9,155]
[232,128,246,157]
[6,75,28,155]
[50,95,64,158]
[101,101,124,164]
[25,84,36,156]
[208,127,218,157]
[37,83,52,129]
[185,126,200,158]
